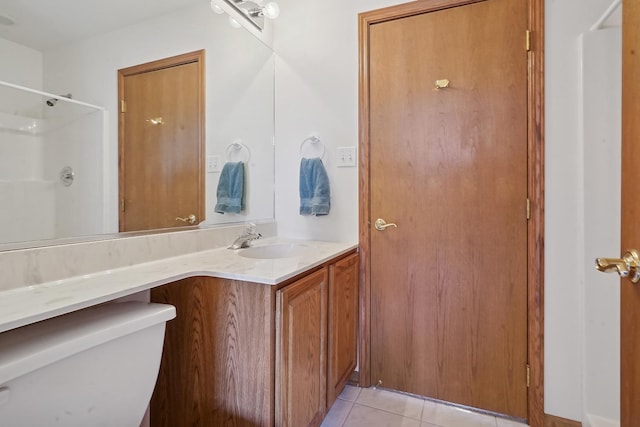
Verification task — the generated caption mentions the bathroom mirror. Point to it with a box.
[0,0,275,250]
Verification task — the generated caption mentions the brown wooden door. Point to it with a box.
[276,269,328,427]
[621,1,640,424]
[118,51,205,232]
[367,0,529,418]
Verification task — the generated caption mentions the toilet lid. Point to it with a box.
[0,302,175,385]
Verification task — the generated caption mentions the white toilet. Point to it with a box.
[0,301,176,427]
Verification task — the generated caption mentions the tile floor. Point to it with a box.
[321,386,529,427]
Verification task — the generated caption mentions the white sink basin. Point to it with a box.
[238,243,308,259]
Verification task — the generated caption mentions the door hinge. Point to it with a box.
[121,198,126,212]
[526,30,532,52]
[526,198,531,220]
[120,100,126,113]
[526,364,531,388]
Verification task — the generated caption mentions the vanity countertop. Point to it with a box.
[0,238,357,334]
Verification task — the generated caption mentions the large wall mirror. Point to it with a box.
[0,0,275,250]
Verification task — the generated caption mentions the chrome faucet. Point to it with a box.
[228,223,262,249]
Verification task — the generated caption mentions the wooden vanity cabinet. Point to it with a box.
[327,253,359,407]
[150,276,275,426]
[275,268,328,427]
[150,250,358,427]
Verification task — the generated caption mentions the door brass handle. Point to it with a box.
[176,214,197,225]
[595,249,640,283]
[374,218,398,231]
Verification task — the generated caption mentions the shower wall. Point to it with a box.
[0,88,105,245]
[0,108,55,244]
[0,38,106,245]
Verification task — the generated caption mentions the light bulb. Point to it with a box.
[263,2,280,19]
[210,1,224,14]
[228,16,242,28]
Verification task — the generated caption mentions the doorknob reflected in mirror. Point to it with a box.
[595,249,640,283]
[176,214,197,225]
[374,218,398,231]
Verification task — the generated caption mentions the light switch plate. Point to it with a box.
[337,146,357,167]
[207,155,221,173]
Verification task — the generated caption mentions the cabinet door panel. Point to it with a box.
[328,253,359,406]
[151,277,274,427]
[276,268,328,427]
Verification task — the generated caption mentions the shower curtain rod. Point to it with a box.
[590,0,621,32]
[0,80,104,110]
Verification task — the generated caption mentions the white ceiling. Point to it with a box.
[0,0,623,52]
[0,0,202,51]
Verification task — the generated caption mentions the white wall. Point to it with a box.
[545,0,619,422]
[274,0,621,423]
[581,27,621,427]
[273,0,400,242]
[0,37,42,89]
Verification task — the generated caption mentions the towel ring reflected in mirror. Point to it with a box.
[299,135,325,159]
[225,140,251,163]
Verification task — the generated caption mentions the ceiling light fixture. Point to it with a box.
[247,1,280,19]
[210,0,280,32]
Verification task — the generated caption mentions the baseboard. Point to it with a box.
[584,413,619,427]
[545,414,582,427]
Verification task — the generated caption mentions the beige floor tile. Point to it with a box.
[344,404,423,427]
[421,400,497,427]
[338,385,362,402]
[322,398,355,427]
[356,387,424,420]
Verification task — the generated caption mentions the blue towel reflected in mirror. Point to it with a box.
[215,161,245,214]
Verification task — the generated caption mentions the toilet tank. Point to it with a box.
[0,301,176,427]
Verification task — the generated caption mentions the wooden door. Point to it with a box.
[621,1,640,424]
[118,51,205,232]
[276,269,328,427]
[366,0,529,418]
[327,253,359,407]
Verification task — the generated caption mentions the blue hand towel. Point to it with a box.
[299,157,330,216]
[215,161,244,214]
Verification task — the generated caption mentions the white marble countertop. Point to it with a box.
[0,238,357,334]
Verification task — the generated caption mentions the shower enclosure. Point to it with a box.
[0,81,107,247]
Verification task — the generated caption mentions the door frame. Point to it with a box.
[117,50,206,231]
[621,0,640,423]
[357,1,545,425]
